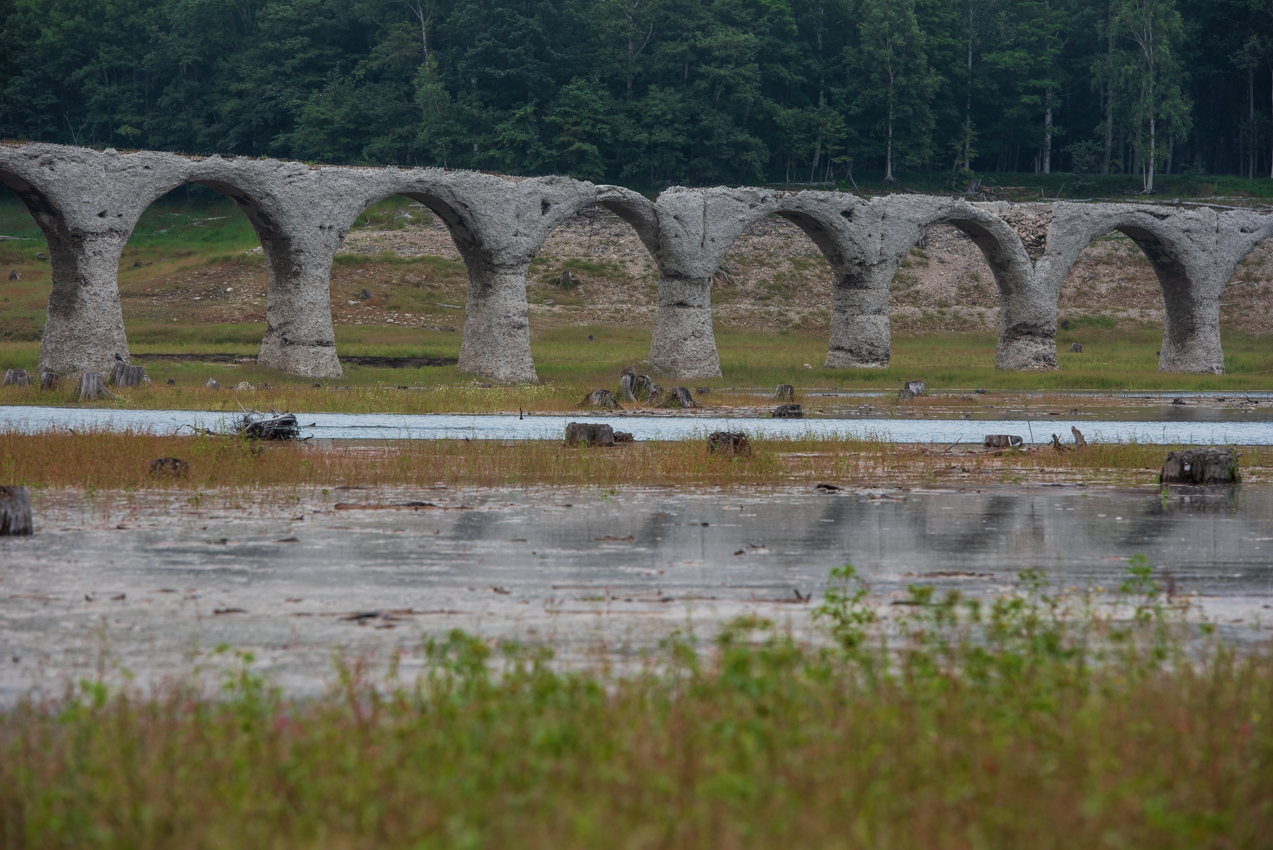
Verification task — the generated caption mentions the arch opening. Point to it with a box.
[1058,226,1195,375]
[115,183,271,367]
[0,179,59,350]
[520,201,662,383]
[330,193,471,353]
[887,220,1006,349]
[1219,232,1273,360]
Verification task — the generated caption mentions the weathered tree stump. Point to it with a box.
[1071,426,1087,448]
[0,486,33,536]
[983,435,1023,449]
[772,403,803,419]
[39,372,58,391]
[1160,448,1239,485]
[614,431,635,443]
[898,380,926,401]
[708,431,751,457]
[619,371,638,402]
[661,386,699,409]
[74,372,114,401]
[109,361,146,387]
[149,457,190,478]
[1070,343,1083,353]
[564,422,616,447]
[2,369,31,387]
[1050,434,1071,452]
[554,269,579,290]
[581,388,622,410]
[771,384,794,402]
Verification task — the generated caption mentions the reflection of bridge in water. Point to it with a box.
[4,142,1271,382]
[2,485,1270,699]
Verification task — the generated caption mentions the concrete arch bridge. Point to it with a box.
[3,142,1268,382]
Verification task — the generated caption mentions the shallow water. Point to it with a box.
[3,405,1273,444]
[2,484,1270,702]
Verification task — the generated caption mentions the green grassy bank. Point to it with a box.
[2,570,1269,849]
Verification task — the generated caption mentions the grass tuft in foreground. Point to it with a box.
[2,567,1270,848]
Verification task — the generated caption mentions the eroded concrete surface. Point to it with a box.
[5,143,1273,381]
[2,484,1271,703]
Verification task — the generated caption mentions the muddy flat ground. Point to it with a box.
[4,482,1270,702]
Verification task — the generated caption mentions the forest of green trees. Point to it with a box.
[3,0,1273,189]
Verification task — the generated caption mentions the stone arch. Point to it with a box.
[331,171,597,383]
[1041,204,1236,373]
[125,161,347,376]
[757,194,1041,371]
[900,205,1045,371]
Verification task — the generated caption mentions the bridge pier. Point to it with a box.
[456,261,539,383]
[37,230,132,377]
[648,274,722,378]
[825,268,891,368]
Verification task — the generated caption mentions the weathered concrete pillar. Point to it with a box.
[456,261,538,383]
[1139,234,1225,374]
[826,266,892,368]
[0,148,136,377]
[38,230,132,376]
[256,241,343,378]
[640,187,774,379]
[649,272,722,378]
[995,298,1058,370]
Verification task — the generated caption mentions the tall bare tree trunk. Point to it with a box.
[1043,97,1053,174]
[1102,0,1114,175]
[1251,66,1257,179]
[964,6,973,170]
[885,71,896,181]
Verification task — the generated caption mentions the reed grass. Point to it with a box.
[1,568,1269,849]
[3,429,1267,491]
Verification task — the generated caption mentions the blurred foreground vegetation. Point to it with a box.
[2,566,1269,848]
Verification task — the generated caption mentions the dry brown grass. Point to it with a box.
[4,429,1268,491]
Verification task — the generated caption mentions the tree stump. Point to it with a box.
[110,362,146,387]
[772,403,803,419]
[39,372,58,391]
[898,380,926,400]
[1160,448,1239,485]
[149,457,190,479]
[1070,343,1083,353]
[2,369,31,387]
[619,371,638,401]
[661,387,699,409]
[1071,426,1087,448]
[983,435,1023,449]
[581,388,622,410]
[708,431,751,457]
[771,384,794,402]
[0,486,33,536]
[74,372,114,401]
[565,422,616,447]
[614,431,635,443]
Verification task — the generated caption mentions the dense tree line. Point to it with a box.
[3,0,1273,188]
